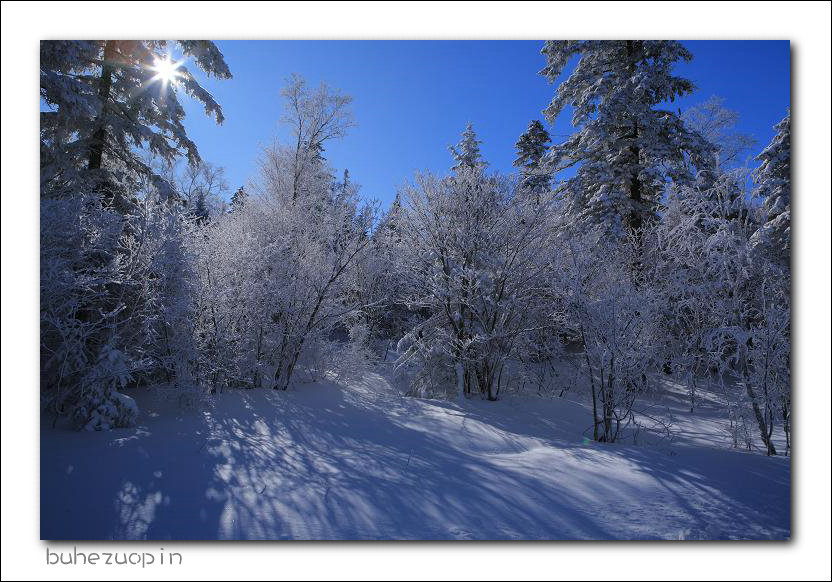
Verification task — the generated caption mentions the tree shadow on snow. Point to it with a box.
[40,376,790,540]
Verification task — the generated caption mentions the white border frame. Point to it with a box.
[3,2,830,580]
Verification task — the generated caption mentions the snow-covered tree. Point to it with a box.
[169,160,229,220]
[539,41,715,235]
[654,170,788,454]
[354,193,413,352]
[746,279,790,455]
[191,78,374,392]
[552,226,659,442]
[513,119,552,197]
[41,187,201,427]
[41,194,129,425]
[752,110,791,265]
[395,167,556,401]
[193,160,375,391]
[125,195,201,390]
[449,123,487,173]
[40,40,231,428]
[649,187,720,413]
[681,95,757,169]
[280,73,356,201]
[230,186,249,212]
[40,40,231,207]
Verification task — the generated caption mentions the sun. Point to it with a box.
[150,56,183,85]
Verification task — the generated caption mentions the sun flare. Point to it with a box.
[151,56,183,85]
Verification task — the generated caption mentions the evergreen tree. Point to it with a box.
[230,186,249,212]
[192,191,210,223]
[539,41,715,235]
[513,120,552,196]
[449,123,487,173]
[752,110,791,264]
[333,168,351,201]
[40,40,231,208]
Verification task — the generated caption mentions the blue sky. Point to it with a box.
[181,40,791,208]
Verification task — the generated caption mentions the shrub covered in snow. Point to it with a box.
[70,345,138,430]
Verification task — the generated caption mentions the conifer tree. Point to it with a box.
[513,119,552,196]
[230,186,249,212]
[539,41,714,235]
[752,110,791,264]
[449,123,487,173]
[40,40,231,208]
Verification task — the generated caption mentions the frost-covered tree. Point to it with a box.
[552,227,659,442]
[40,40,230,428]
[650,187,721,413]
[650,175,749,413]
[41,194,133,427]
[191,78,374,392]
[395,167,556,401]
[449,123,487,173]
[752,110,791,265]
[40,40,231,206]
[681,95,757,169]
[163,159,229,221]
[280,73,356,201]
[747,280,791,455]
[41,187,201,428]
[354,193,413,352]
[513,119,552,196]
[654,171,788,455]
[194,156,374,391]
[125,195,201,390]
[539,40,715,235]
[230,186,249,212]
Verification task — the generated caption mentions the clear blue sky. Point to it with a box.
[180,40,791,208]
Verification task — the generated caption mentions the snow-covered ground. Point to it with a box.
[40,370,790,540]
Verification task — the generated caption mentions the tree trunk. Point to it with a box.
[745,380,776,455]
[455,361,465,405]
[625,40,646,280]
[781,396,790,456]
[740,352,777,455]
[88,41,117,173]
[88,41,133,215]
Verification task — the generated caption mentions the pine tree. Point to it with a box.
[752,110,791,264]
[192,191,210,223]
[40,40,231,208]
[230,186,249,212]
[513,120,552,196]
[335,169,351,199]
[539,41,715,235]
[362,192,411,347]
[449,123,487,173]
